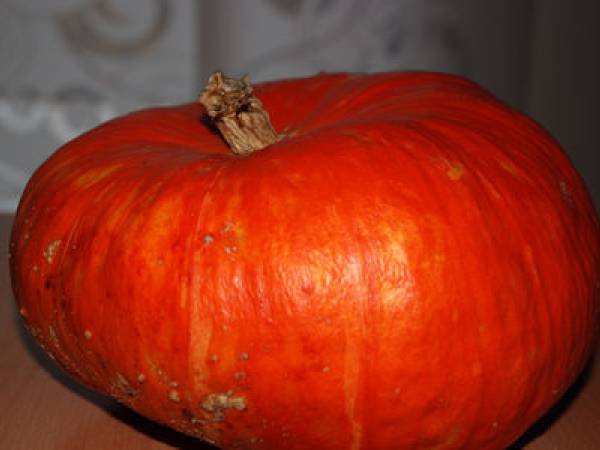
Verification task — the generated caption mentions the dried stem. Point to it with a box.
[198,71,280,155]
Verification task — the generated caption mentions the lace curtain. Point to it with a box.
[0,0,555,213]
[0,0,196,212]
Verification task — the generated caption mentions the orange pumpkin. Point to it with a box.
[10,71,600,449]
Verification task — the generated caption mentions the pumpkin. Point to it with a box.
[10,71,600,450]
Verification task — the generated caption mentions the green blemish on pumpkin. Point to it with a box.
[500,161,517,175]
[446,163,465,181]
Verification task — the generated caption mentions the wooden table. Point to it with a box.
[1,213,599,449]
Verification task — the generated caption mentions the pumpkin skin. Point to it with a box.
[9,71,600,450]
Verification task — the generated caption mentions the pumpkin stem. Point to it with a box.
[198,70,281,155]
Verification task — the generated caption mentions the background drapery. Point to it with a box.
[1,0,598,212]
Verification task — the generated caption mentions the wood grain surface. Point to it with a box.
[1,213,598,449]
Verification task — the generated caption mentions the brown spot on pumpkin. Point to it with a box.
[322,366,331,373]
[48,325,58,342]
[44,239,61,264]
[224,245,238,254]
[203,234,215,245]
[32,265,39,272]
[116,373,137,397]
[559,180,574,206]
[84,330,92,340]
[169,389,181,402]
[233,371,247,381]
[181,408,196,422]
[282,127,298,138]
[191,416,207,426]
[209,354,219,363]
[196,166,213,175]
[239,352,249,361]
[201,391,247,414]
[19,307,27,317]
[137,373,146,383]
[248,437,260,444]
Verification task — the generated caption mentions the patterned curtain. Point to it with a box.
[0,0,532,213]
[0,0,196,212]
[200,0,532,102]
